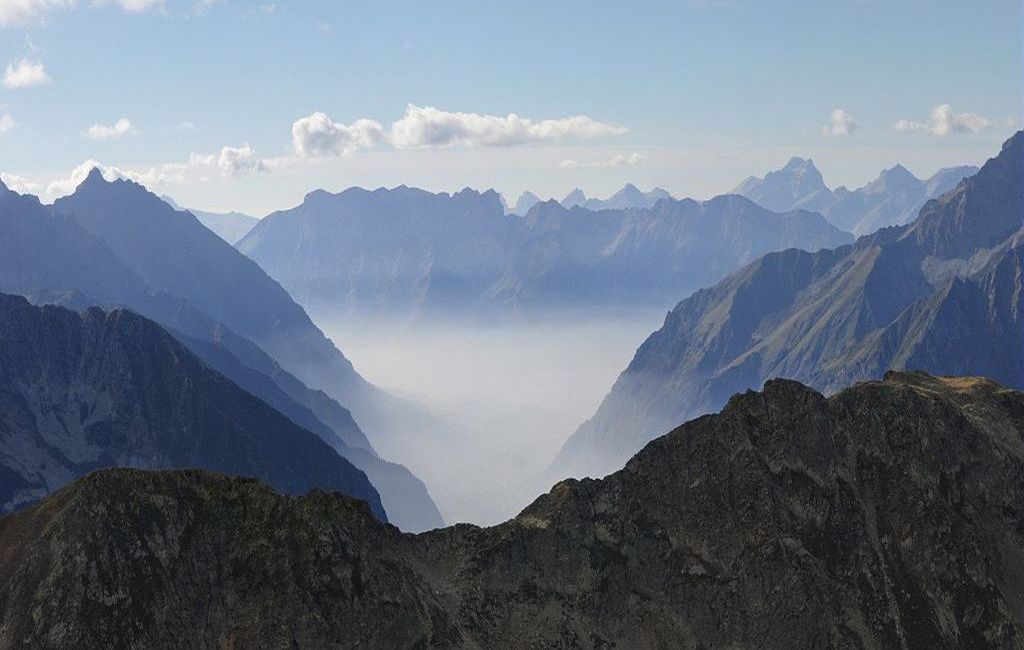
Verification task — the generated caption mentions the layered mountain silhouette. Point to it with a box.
[554,131,1022,479]
[0,294,385,520]
[508,190,541,215]
[162,195,258,244]
[0,173,443,531]
[735,156,978,236]
[238,185,851,317]
[559,183,674,211]
[2,372,1021,647]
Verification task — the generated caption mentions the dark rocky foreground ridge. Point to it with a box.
[2,371,1022,649]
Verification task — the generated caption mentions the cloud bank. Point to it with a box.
[390,104,627,149]
[895,104,990,136]
[290,105,627,157]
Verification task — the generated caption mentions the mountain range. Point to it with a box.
[0,294,385,520]
[554,131,1023,479]
[237,185,852,318]
[734,156,978,236]
[0,172,443,531]
[2,371,1021,647]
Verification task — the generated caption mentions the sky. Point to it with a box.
[0,0,1020,215]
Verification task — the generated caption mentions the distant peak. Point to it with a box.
[784,156,814,170]
[561,188,587,207]
[84,166,107,185]
[878,163,920,186]
[620,182,641,192]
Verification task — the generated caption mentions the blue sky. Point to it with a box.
[0,0,1020,214]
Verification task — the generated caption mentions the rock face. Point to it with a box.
[0,294,385,520]
[2,372,1022,649]
[555,131,1022,479]
[734,157,979,236]
[238,186,851,317]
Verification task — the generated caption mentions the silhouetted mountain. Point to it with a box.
[0,175,443,531]
[560,187,587,208]
[586,183,672,210]
[3,372,1022,647]
[556,184,673,211]
[495,195,852,310]
[508,190,540,215]
[161,195,259,244]
[0,294,384,520]
[238,185,516,317]
[555,132,1022,479]
[239,187,851,317]
[733,156,833,212]
[735,157,979,236]
[52,172,424,477]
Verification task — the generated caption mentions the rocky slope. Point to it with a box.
[0,294,385,520]
[1,371,1022,648]
[554,131,1022,479]
[734,157,978,236]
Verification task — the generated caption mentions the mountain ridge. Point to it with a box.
[1,371,1021,648]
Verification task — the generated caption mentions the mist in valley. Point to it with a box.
[317,310,666,526]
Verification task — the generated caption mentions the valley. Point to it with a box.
[319,310,665,524]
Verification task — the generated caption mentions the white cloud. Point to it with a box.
[389,104,628,149]
[0,0,75,27]
[0,112,14,133]
[560,153,644,169]
[822,108,857,136]
[92,0,163,13]
[175,120,195,132]
[85,117,136,140]
[1,172,39,193]
[895,104,990,136]
[3,58,51,88]
[291,111,385,157]
[217,144,266,177]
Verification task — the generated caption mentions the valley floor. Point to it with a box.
[318,310,666,525]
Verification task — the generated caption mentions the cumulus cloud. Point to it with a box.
[3,58,51,88]
[0,0,75,27]
[291,111,385,157]
[217,144,266,177]
[821,108,856,136]
[0,112,13,133]
[560,153,644,169]
[389,104,628,149]
[1,172,39,193]
[895,104,990,136]
[85,117,136,140]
